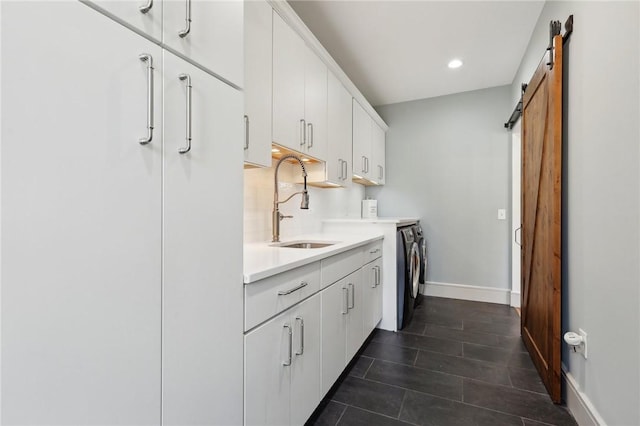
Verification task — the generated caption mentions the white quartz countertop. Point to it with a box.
[243,232,384,283]
[323,217,420,227]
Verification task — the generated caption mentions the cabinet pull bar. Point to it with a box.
[300,119,306,146]
[369,248,380,254]
[178,0,192,38]
[376,266,381,287]
[343,160,348,181]
[283,324,292,366]
[338,159,343,180]
[138,53,154,145]
[295,317,304,355]
[361,156,366,173]
[379,165,383,180]
[307,123,313,148]
[342,287,348,314]
[244,115,249,150]
[178,73,192,154]
[277,281,308,296]
[348,283,354,309]
[139,0,153,13]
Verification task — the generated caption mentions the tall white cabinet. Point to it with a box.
[1,3,163,423]
[1,2,243,424]
[162,52,243,425]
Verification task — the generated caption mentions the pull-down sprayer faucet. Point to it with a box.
[272,154,309,242]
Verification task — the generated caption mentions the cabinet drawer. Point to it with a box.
[321,248,364,289]
[245,262,320,331]
[364,241,383,263]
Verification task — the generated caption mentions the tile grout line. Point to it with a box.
[396,390,408,420]
[333,402,348,426]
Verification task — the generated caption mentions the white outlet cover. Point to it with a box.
[579,328,588,359]
[497,209,506,220]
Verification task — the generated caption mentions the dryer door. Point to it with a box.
[410,243,420,299]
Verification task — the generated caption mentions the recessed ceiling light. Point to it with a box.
[271,148,280,153]
[448,59,463,69]
[301,158,310,162]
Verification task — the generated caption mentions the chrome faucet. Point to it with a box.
[272,154,309,242]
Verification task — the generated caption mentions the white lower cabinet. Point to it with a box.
[245,294,321,426]
[362,257,383,336]
[320,269,363,396]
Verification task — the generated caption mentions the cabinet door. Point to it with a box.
[362,258,383,336]
[244,0,273,167]
[1,2,162,424]
[290,294,322,425]
[372,122,386,185]
[321,277,349,396]
[272,11,306,151]
[86,0,163,41]
[304,49,328,161]
[163,0,243,87]
[346,269,365,360]
[326,72,353,187]
[352,99,372,180]
[162,52,243,426]
[245,312,292,426]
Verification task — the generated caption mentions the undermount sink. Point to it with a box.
[270,240,337,249]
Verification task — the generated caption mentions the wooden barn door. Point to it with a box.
[521,33,563,403]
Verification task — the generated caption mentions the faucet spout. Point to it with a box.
[272,154,310,242]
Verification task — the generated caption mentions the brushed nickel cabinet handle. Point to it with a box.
[348,283,354,309]
[307,123,313,148]
[343,160,348,180]
[361,156,366,173]
[379,165,383,180]
[282,324,292,366]
[277,281,308,296]
[338,159,343,180]
[300,119,306,146]
[139,53,154,145]
[178,0,192,38]
[295,317,304,355]
[178,74,192,154]
[342,287,348,314]
[139,0,153,13]
[244,115,249,150]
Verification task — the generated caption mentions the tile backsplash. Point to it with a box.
[244,161,365,243]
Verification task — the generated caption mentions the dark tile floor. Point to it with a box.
[307,296,577,426]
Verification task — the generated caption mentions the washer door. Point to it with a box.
[410,242,420,299]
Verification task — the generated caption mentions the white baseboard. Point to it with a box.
[562,365,606,426]
[422,281,510,305]
[510,291,521,308]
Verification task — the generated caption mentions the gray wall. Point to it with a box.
[368,86,512,290]
[512,2,640,424]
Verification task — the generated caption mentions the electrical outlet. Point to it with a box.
[497,209,506,220]
[579,328,588,359]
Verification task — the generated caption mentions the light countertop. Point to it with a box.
[244,232,384,283]
[323,217,420,227]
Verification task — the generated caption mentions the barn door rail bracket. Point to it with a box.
[546,20,562,69]
[562,15,574,43]
[504,83,528,130]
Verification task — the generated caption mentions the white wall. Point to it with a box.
[244,162,365,243]
[512,2,640,424]
[368,86,512,292]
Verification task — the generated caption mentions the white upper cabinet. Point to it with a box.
[162,51,243,426]
[372,122,386,185]
[243,0,273,167]
[1,2,162,423]
[352,99,373,181]
[272,11,306,152]
[326,72,353,187]
[352,99,386,185]
[86,0,163,42]
[272,11,327,161]
[163,0,243,87]
[303,48,328,161]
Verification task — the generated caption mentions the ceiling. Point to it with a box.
[289,0,544,106]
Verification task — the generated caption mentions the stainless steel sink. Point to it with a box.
[270,241,337,249]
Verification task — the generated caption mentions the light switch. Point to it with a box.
[497,209,506,220]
